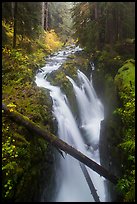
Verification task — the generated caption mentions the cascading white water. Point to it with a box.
[35,45,106,202]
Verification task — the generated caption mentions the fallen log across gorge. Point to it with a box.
[2,103,118,185]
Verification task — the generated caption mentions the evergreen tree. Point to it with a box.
[48,2,73,40]
[72,2,135,51]
[16,2,42,39]
[2,2,42,47]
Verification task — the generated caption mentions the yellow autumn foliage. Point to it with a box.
[44,30,63,52]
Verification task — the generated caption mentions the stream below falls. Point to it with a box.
[35,45,109,202]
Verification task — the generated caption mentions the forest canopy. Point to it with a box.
[72,2,135,51]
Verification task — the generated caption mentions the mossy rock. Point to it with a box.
[114,59,135,93]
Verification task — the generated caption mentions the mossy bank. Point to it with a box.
[2,25,64,202]
[91,44,135,202]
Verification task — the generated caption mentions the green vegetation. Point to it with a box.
[48,2,74,42]
[2,14,63,202]
[2,2,74,201]
[115,59,135,92]
[72,2,135,52]
[47,50,90,93]
[91,44,135,203]
[114,60,135,202]
[90,50,135,202]
[2,1,135,202]
[72,2,135,201]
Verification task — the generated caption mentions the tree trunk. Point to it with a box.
[94,2,98,20]
[41,2,45,29]
[11,2,14,19]
[44,2,48,31]
[79,162,100,202]
[13,2,17,49]
[2,103,118,185]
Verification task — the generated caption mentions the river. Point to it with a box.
[35,45,107,202]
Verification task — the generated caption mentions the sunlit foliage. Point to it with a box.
[2,15,63,201]
[44,29,63,53]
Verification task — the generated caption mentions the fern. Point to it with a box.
[119,139,135,153]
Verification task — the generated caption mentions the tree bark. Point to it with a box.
[11,2,14,19]
[44,2,48,31]
[2,103,118,185]
[94,2,98,20]
[79,162,100,202]
[41,2,45,29]
[13,2,18,49]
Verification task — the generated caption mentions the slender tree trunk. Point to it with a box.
[44,2,48,31]
[41,2,45,29]
[11,2,14,19]
[79,162,100,202]
[94,2,98,20]
[105,9,108,44]
[13,2,17,49]
[2,103,118,185]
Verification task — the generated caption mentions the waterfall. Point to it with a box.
[35,45,106,202]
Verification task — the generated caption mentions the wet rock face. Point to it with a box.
[99,118,123,202]
[91,59,124,201]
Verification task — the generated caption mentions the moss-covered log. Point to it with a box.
[2,103,118,185]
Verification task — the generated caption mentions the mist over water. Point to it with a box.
[35,45,106,202]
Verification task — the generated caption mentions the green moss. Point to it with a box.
[112,60,135,201]
[114,59,135,92]
[2,22,64,201]
[93,52,135,201]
